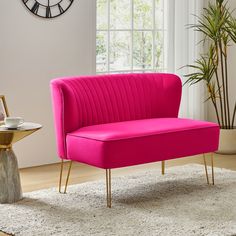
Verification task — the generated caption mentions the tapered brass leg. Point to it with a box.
[59,159,73,194]
[162,161,165,175]
[203,153,215,185]
[203,154,209,185]
[211,153,215,185]
[64,161,73,193]
[106,169,112,208]
[59,159,64,193]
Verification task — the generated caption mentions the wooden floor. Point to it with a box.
[1,153,236,236]
[20,153,236,193]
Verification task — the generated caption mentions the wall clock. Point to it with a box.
[22,0,74,19]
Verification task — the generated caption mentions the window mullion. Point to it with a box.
[162,0,165,72]
[107,0,111,73]
[152,0,156,72]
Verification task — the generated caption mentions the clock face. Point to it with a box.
[22,0,74,19]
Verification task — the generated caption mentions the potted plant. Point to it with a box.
[184,0,236,154]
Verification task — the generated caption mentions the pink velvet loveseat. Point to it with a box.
[50,73,220,207]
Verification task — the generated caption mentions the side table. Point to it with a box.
[0,122,42,203]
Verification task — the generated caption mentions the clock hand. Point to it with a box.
[46,6,52,18]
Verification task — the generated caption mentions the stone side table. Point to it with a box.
[0,122,42,203]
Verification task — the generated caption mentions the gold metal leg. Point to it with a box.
[203,154,209,185]
[161,161,165,175]
[211,153,215,185]
[203,153,215,185]
[106,169,112,208]
[64,161,73,193]
[59,159,64,193]
[59,159,73,194]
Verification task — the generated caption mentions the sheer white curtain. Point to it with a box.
[166,0,206,120]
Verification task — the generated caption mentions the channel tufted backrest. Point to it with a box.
[50,73,182,158]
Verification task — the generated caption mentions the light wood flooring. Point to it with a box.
[1,153,236,236]
[20,153,236,193]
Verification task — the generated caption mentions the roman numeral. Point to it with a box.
[31,2,39,14]
[46,6,52,18]
[58,4,64,14]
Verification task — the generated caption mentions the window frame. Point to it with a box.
[96,0,167,74]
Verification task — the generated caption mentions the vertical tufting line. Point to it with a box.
[137,75,148,119]
[105,77,122,122]
[150,75,157,118]
[89,78,107,124]
[108,77,126,121]
[73,80,91,127]
[146,77,153,118]
[117,76,132,121]
[80,79,95,126]
[73,80,87,128]
[132,75,142,118]
[100,78,116,123]
[104,79,121,122]
[153,74,162,117]
[124,76,136,120]
[81,79,100,125]
[87,78,106,125]
[93,77,110,124]
[120,76,134,120]
[64,80,80,130]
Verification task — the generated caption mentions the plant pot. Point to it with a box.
[216,128,236,154]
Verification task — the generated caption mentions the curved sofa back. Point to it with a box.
[50,73,182,158]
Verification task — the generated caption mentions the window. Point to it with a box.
[96,0,167,74]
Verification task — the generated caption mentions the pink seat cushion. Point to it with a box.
[66,118,219,169]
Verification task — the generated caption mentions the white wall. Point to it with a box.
[0,0,96,168]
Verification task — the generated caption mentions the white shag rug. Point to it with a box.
[1,164,236,236]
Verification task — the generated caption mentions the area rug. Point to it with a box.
[1,164,236,236]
